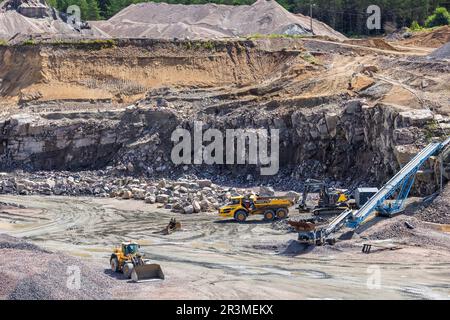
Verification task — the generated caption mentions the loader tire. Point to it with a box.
[263,209,275,221]
[110,256,119,273]
[123,263,134,279]
[234,210,247,222]
[276,208,288,219]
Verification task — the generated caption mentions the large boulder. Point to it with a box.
[192,200,201,213]
[183,205,194,214]
[156,194,169,203]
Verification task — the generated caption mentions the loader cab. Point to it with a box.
[122,242,139,256]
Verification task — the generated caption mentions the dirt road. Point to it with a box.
[0,195,449,299]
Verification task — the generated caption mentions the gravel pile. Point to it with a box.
[363,217,419,240]
[0,238,48,252]
[0,234,117,300]
[429,41,450,60]
[0,0,103,41]
[415,186,450,224]
[361,216,450,249]
[92,0,345,40]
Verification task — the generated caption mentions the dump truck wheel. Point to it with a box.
[234,210,247,222]
[263,209,275,221]
[110,256,119,273]
[123,263,133,279]
[276,208,288,219]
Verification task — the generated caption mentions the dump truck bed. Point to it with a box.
[254,197,293,207]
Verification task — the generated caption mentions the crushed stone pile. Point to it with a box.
[0,0,102,41]
[361,215,450,250]
[415,186,450,224]
[429,41,450,60]
[0,234,117,300]
[91,0,345,40]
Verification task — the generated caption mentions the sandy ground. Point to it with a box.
[0,194,449,300]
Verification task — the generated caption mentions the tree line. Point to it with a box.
[47,0,450,35]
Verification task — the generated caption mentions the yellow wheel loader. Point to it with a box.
[110,242,164,282]
[218,194,294,222]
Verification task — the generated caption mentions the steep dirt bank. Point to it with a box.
[396,26,450,48]
[1,36,443,109]
[0,39,302,105]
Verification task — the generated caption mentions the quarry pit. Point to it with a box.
[0,2,450,300]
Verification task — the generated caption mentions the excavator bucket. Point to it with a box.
[155,219,182,235]
[162,221,181,235]
[131,263,165,282]
[288,220,316,231]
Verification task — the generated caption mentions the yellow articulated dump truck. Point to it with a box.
[219,194,294,222]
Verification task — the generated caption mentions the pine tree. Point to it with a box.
[86,0,101,20]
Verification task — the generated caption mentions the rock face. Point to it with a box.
[0,94,447,191]
[0,107,178,172]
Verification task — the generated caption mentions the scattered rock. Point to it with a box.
[192,200,201,213]
[183,205,194,214]
[156,194,169,204]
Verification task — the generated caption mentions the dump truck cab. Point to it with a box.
[219,194,293,222]
[218,195,254,221]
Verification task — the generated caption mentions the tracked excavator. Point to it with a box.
[110,242,164,282]
[298,179,352,215]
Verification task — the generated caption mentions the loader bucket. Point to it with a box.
[131,264,165,282]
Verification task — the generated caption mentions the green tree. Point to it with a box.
[425,7,450,27]
[86,0,101,20]
[410,20,422,31]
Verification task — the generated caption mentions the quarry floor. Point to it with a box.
[0,194,449,299]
